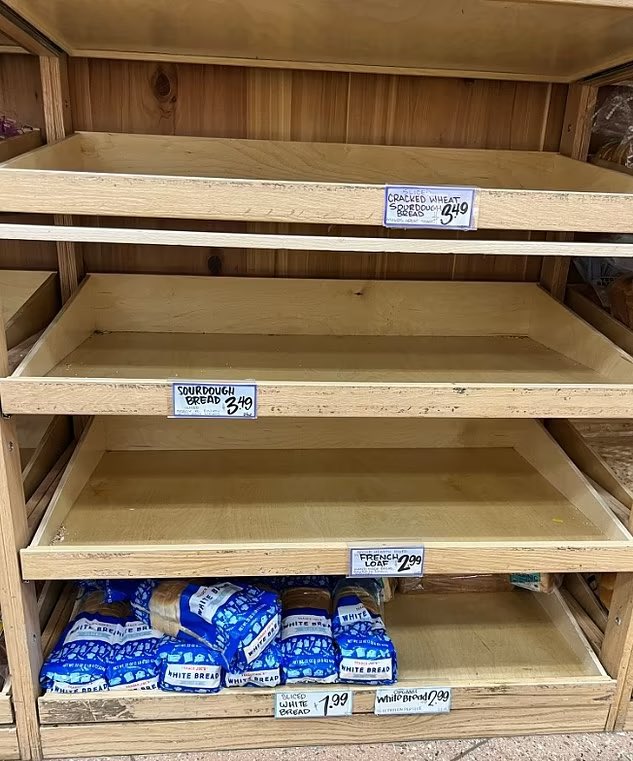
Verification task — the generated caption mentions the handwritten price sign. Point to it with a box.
[172,382,257,419]
[384,185,477,230]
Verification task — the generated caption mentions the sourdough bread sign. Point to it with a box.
[172,382,257,418]
[384,185,477,229]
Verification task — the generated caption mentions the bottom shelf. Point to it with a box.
[39,589,612,744]
[38,706,611,758]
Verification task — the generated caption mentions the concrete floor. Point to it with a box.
[58,733,633,761]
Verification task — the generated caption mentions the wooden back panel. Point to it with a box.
[67,59,567,282]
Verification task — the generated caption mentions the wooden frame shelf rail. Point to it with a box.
[4,274,633,418]
[3,0,633,81]
[18,416,633,579]
[2,133,633,232]
[4,223,633,258]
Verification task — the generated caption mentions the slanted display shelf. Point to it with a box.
[3,274,633,418]
[19,416,633,579]
[3,133,633,232]
[36,586,611,758]
[0,269,57,368]
[3,0,633,81]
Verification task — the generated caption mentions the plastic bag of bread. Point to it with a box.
[333,578,396,684]
[510,573,562,594]
[280,577,337,684]
[398,574,513,594]
[132,579,281,670]
[40,590,128,693]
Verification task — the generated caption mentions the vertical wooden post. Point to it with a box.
[0,325,42,761]
[601,574,633,730]
[540,82,597,301]
[39,55,84,302]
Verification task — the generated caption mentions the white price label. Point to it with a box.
[375,687,451,716]
[349,546,424,577]
[275,690,353,719]
[172,382,257,418]
[384,185,477,229]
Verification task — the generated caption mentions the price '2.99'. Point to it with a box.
[397,553,423,573]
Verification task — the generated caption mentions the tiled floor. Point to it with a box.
[58,733,633,761]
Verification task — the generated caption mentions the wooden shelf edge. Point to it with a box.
[5,379,633,417]
[4,169,633,231]
[38,705,611,758]
[38,678,614,726]
[20,543,633,579]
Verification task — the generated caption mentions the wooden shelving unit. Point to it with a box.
[20,416,633,578]
[3,133,633,231]
[4,275,633,418]
[4,1,633,759]
[34,586,612,758]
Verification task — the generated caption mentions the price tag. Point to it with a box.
[171,382,257,419]
[349,546,424,577]
[275,690,353,719]
[374,687,451,716]
[384,185,477,230]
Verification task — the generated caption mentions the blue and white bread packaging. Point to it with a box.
[332,578,397,684]
[132,579,281,669]
[280,577,338,684]
[157,637,223,693]
[40,591,127,693]
[224,640,282,688]
[108,618,162,690]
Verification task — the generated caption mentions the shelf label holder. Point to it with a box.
[383,185,478,230]
[374,687,452,715]
[171,381,257,419]
[348,546,424,577]
[275,690,353,718]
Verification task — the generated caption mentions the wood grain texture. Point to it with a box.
[19,415,71,501]
[62,59,567,282]
[38,704,610,758]
[4,0,633,80]
[37,590,610,723]
[39,54,83,305]
[0,417,43,760]
[549,419,633,517]
[4,132,633,232]
[0,727,19,760]
[6,275,633,417]
[7,222,633,258]
[21,417,633,578]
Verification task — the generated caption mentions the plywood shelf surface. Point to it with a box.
[3,0,633,81]
[5,274,633,418]
[37,589,610,726]
[21,417,633,578]
[4,133,633,231]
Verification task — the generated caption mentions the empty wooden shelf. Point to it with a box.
[4,0,633,81]
[5,274,633,417]
[20,416,633,579]
[4,133,633,231]
[0,269,57,362]
[36,587,611,757]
